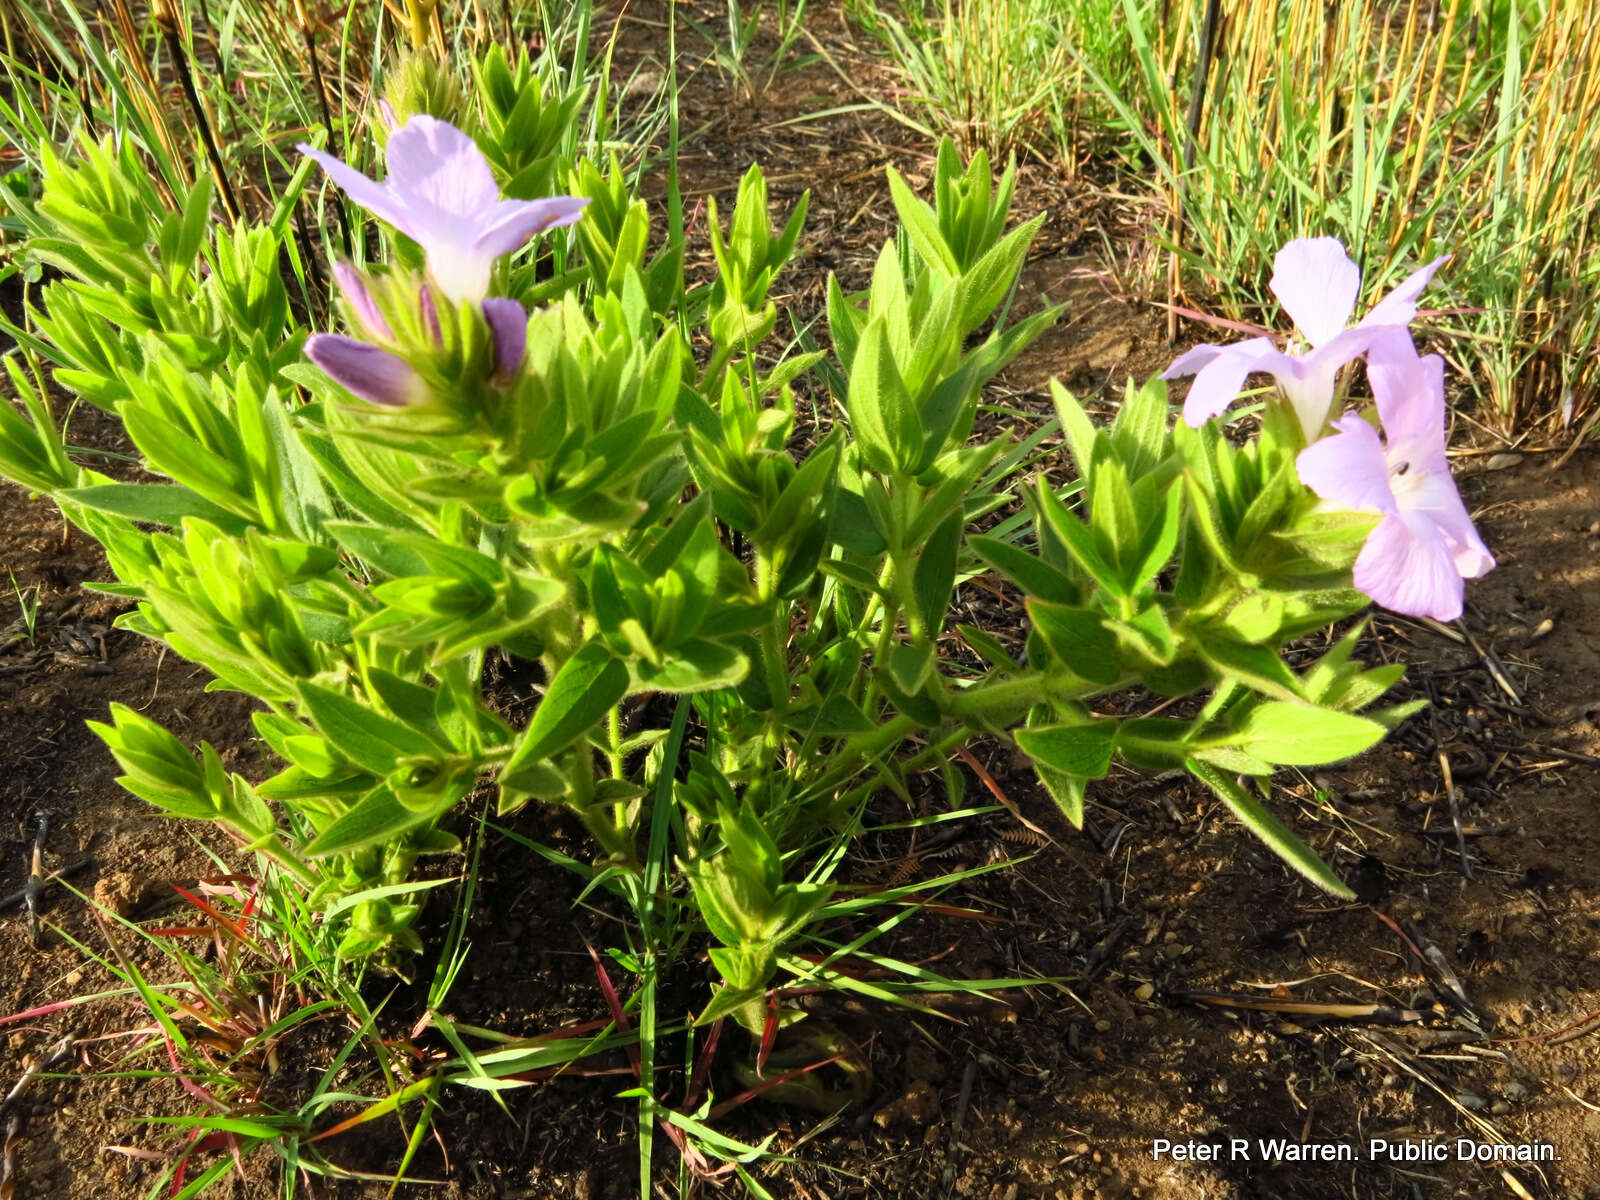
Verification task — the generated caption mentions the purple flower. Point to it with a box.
[298,116,589,305]
[1294,334,1493,621]
[1163,238,1450,439]
[305,334,427,408]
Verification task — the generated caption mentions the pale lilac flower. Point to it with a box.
[481,297,528,379]
[305,334,427,408]
[1294,334,1493,621]
[298,115,588,305]
[1163,238,1450,439]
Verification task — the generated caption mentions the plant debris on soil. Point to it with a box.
[4,5,1600,1199]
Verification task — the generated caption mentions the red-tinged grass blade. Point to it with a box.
[169,1128,198,1198]
[706,1053,845,1120]
[149,926,213,938]
[684,1018,723,1109]
[186,1128,248,1184]
[585,942,640,1078]
[0,993,119,1028]
[755,994,779,1078]
[161,1028,226,1113]
[900,901,1015,924]
[655,1118,736,1182]
[1162,304,1276,338]
[306,1075,437,1144]
[954,744,1056,846]
[169,884,253,946]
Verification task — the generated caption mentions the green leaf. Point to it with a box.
[1050,381,1101,483]
[1231,701,1387,766]
[1194,635,1305,702]
[1015,721,1116,779]
[1026,598,1120,685]
[1037,481,1125,597]
[296,681,444,776]
[1132,480,1183,588]
[633,639,750,693]
[957,212,1043,334]
[885,640,935,695]
[60,484,251,533]
[911,508,963,636]
[847,318,920,475]
[886,166,958,276]
[1109,377,1170,478]
[969,535,1080,605]
[516,643,628,763]
[1186,760,1353,899]
[304,785,432,857]
[1032,761,1088,827]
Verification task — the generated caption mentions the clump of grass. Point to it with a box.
[1079,0,1600,430]
[852,0,1144,169]
[26,865,444,1197]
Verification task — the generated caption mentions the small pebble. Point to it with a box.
[1133,982,1155,1002]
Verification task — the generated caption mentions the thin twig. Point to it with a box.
[0,859,92,911]
[24,813,47,947]
[1436,751,1473,880]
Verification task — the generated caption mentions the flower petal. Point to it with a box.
[1278,323,1393,438]
[1367,333,1447,461]
[1161,342,1225,379]
[1270,237,1361,347]
[481,298,528,378]
[1403,471,1495,580]
[1359,254,1450,329]
[384,115,501,229]
[297,144,415,239]
[331,262,392,341]
[1295,413,1397,516]
[473,196,591,260]
[305,334,425,408]
[1353,511,1466,621]
[1173,337,1288,426]
[426,252,496,307]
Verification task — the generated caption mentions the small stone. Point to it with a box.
[1484,452,1524,471]
[873,1079,941,1128]
[1093,1019,1112,1032]
[63,970,82,987]
[1133,982,1155,1002]
[92,871,162,918]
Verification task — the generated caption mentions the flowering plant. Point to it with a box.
[0,63,1489,1053]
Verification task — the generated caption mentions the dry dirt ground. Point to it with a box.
[3,4,1600,1199]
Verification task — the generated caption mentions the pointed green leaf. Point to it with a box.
[1186,759,1353,898]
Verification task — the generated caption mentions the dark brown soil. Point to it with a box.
[3,4,1599,1199]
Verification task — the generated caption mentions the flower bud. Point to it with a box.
[481,297,528,381]
[305,333,428,408]
[331,261,392,341]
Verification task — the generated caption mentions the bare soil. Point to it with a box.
[3,5,1599,1199]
